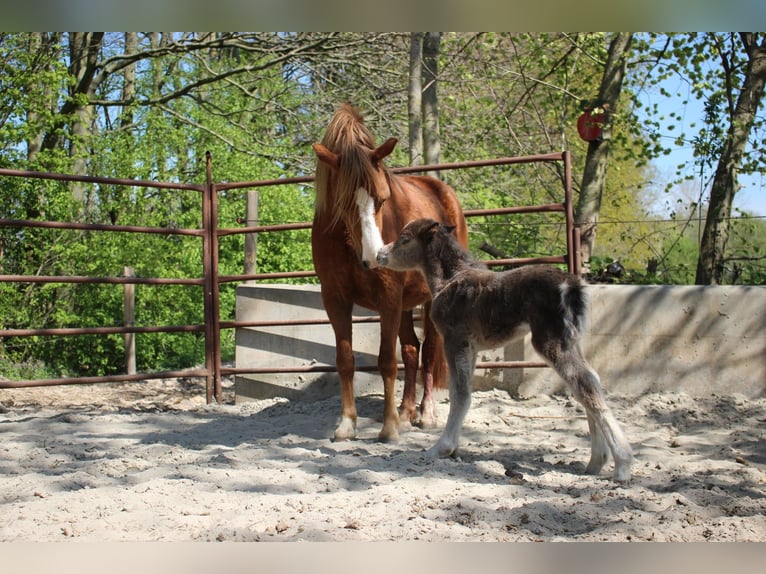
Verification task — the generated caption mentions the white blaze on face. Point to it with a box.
[356,187,384,269]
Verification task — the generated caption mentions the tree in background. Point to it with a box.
[694,33,766,284]
[574,33,633,268]
[2,32,764,379]
[408,32,442,173]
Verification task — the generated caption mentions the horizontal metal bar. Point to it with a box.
[222,360,549,375]
[214,152,567,192]
[466,203,565,217]
[0,324,206,338]
[215,174,314,191]
[217,254,568,287]
[219,203,565,237]
[218,270,316,283]
[218,221,311,236]
[487,255,568,268]
[219,314,416,330]
[0,368,210,389]
[391,152,567,175]
[0,167,204,191]
[0,275,204,285]
[0,218,204,236]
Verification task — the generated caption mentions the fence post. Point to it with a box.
[123,266,136,375]
[202,151,223,403]
[244,190,259,280]
[563,150,577,275]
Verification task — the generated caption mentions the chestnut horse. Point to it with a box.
[312,103,467,443]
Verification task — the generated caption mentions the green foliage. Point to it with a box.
[1,32,764,380]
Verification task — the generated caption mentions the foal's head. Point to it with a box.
[376,218,458,272]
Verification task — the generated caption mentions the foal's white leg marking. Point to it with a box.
[584,410,610,475]
[356,188,384,269]
[428,345,476,458]
[574,367,633,481]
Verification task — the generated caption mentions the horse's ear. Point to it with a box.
[313,143,340,170]
[373,138,398,162]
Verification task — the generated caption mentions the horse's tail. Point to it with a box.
[432,337,449,389]
[559,278,589,344]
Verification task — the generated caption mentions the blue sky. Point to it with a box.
[639,63,765,218]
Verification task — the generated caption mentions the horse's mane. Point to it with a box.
[315,103,386,230]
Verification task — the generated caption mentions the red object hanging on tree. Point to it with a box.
[577,107,607,142]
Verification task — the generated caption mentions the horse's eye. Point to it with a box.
[400,236,410,245]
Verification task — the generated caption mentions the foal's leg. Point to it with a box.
[553,347,633,482]
[398,310,420,429]
[428,340,476,458]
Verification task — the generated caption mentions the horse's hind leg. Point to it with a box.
[428,340,476,458]
[553,348,633,482]
[418,303,443,429]
[398,310,420,429]
[584,409,609,475]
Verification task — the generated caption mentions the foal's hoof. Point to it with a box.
[426,441,456,459]
[612,463,632,484]
[584,453,608,476]
[418,406,437,429]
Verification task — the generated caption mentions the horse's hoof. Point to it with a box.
[398,419,414,433]
[334,418,357,441]
[398,406,417,427]
[418,412,437,429]
[378,427,400,444]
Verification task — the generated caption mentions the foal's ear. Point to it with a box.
[313,143,340,170]
[373,138,398,162]
[440,224,457,236]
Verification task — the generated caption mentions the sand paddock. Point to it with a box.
[1,376,765,542]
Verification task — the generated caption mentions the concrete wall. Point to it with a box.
[234,283,766,402]
[234,284,387,402]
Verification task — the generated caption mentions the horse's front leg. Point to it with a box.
[398,310,420,428]
[378,309,403,443]
[428,339,476,458]
[325,300,357,441]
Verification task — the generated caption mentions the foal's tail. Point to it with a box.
[559,278,589,343]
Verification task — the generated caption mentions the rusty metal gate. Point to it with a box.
[0,151,579,403]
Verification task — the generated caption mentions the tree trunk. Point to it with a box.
[120,32,137,128]
[68,32,104,210]
[574,32,633,268]
[422,32,442,178]
[695,33,766,284]
[408,32,424,166]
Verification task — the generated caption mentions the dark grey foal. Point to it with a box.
[376,218,633,482]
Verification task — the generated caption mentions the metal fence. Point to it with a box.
[0,151,579,403]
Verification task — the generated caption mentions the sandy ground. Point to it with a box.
[1,375,765,542]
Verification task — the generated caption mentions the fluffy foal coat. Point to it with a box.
[376,218,633,482]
